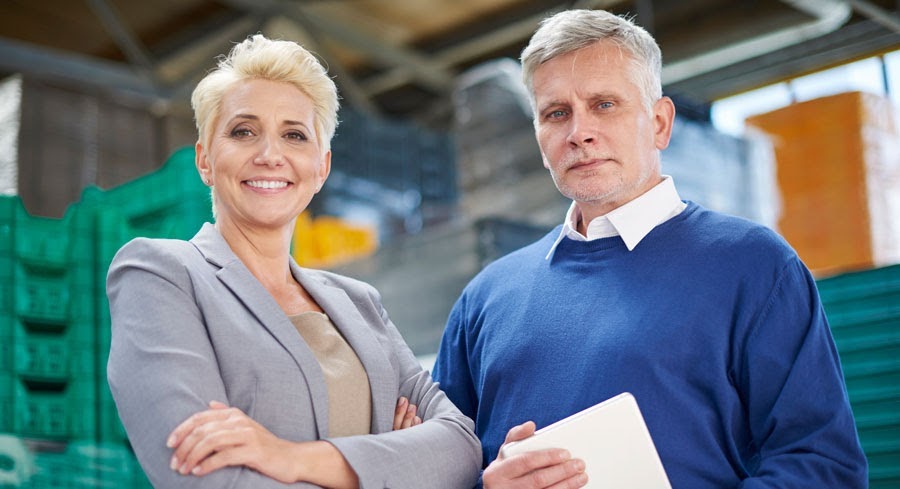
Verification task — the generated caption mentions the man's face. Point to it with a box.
[532,41,674,218]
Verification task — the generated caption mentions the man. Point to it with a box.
[432,9,867,489]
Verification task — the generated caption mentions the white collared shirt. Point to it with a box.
[545,176,687,259]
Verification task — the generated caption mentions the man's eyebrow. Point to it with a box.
[537,100,567,113]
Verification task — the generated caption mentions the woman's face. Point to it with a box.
[196,78,330,232]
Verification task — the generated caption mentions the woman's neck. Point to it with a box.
[216,219,321,314]
[216,219,293,288]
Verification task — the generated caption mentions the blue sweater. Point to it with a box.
[433,202,867,488]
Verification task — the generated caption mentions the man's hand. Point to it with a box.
[483,421,588,489]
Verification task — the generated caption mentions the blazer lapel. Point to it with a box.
[190,224,331,436]
[294,263,397,434]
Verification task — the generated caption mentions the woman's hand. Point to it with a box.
[393,397,422,430]
[166,401,301,483]
[166,401,359,488]
[165,398,415,486]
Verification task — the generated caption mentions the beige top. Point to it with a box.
[289,311,372,437]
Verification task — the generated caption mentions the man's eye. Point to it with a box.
[598,102,614,109]
[547,110,567,119]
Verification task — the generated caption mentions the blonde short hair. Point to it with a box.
[191,34,340,152]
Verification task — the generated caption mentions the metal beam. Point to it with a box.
[663,0,851,84]
[220,0,453,93]
[85,0,156,75]
[361,0,626,97]
[361,9,555,96]
[0,37,162,100]
[847,0,900,34]
[665,18,899,101]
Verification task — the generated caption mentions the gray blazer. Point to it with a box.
[107,223,481,488]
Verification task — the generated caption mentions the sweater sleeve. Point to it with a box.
[736,257,868,488]
[326,289,482,489]
[107,239,319,488]
[433,292,479,426]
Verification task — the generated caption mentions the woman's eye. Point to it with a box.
[230,127,253,138]
[285,131,308,141]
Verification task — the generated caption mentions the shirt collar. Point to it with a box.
[545,175,685,259]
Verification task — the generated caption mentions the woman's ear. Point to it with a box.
[195,140,212,185]
[316,150,332,192]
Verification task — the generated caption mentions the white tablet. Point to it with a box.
[499,392,671,489]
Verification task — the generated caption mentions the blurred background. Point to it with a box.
[1,0,899,487]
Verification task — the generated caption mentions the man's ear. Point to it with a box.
[653,96,676,151]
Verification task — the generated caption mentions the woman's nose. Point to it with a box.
[253,137,285,166]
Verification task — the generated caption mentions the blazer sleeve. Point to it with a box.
[327,286,482,489]
[106,238,319,488]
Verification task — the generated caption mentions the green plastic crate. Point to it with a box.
[818,264,900,489]
[0,148,214,448]
[818,264,900,303]
[12,379,96,441]
[0,330,10,374]
[12,335,94,384]
[0,198,97,331]
[0,438,152,489]
[11,271,69,327]
[830,317,900,353]
[83,146,212,242]
[0,374,12,435]
[0,199,77,270]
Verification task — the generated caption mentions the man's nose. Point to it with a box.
[566,111,596,146]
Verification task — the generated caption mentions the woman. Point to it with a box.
[106,34,481,488]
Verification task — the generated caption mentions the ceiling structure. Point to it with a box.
[1,0,899,127]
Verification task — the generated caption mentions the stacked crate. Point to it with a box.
[818,264,900,489]
[0,146,208,488]
[0,199,96,443]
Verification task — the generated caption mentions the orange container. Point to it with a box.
[291,212,378,269]
[746,91,900,277]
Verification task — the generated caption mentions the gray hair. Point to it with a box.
[191,34,340,152]
[520,9,662,112]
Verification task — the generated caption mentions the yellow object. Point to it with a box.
[292,212,379,268]
[746,91,900,277]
